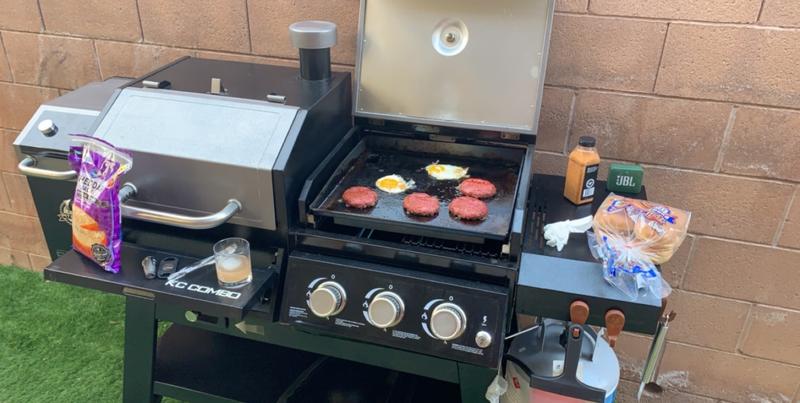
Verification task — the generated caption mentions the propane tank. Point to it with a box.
[503,319,619,403]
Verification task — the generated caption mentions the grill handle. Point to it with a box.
[119,183,243,230]
[18,156,78,180]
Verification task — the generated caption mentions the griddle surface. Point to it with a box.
[311,136,524,242]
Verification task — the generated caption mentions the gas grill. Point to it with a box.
[12,1,666,402]
[278,0,555,369]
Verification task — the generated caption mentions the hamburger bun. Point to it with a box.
[593,194,691,265]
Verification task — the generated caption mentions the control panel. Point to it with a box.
[280,251,508,368]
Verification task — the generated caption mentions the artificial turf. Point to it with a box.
[0,265,127,402]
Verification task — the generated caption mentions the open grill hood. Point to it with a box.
[354,0,555,135]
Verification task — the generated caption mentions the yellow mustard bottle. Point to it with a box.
[564,136,600,205]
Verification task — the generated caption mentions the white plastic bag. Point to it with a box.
[589,194,690,299]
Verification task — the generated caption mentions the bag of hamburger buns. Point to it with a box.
[68,135,132,273]
[590,194,691,299]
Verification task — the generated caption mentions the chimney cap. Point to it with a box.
[290,20,337,50]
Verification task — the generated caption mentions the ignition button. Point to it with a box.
[475,330,492,348]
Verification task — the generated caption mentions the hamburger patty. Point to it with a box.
[342,186,378,209]
[449,196,489,221]
[403,193,440,216]
[458,178,497,199]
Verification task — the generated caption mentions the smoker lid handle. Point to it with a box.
[18,156,78,180]
[119,184,242,230]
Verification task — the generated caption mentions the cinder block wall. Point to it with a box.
[0,1,798,401]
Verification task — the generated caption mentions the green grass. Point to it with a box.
[0,265,126,402]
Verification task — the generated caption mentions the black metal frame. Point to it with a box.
[119,296,495,403]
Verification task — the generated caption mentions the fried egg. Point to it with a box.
[375,174,414,194]
[425,163,468,180]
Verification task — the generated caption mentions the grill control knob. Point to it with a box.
[430,302,467,341]
[368,291,404,328]
[38,119,57,137]
[308,281,346,318]
[475,330,492,348]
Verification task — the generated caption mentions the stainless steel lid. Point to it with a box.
[92,87,300,231]
[354,0,555,135]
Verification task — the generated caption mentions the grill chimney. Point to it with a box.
[290,21,337,81]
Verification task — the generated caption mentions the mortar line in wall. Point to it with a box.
[737,350,800,368]
[2,13,800,49]
[534,148,800,187]
[555,11,800,31]
[545,83,800,114]
[688,233,799,253]
[2,27,800,115]
[90,40,104,81]
[674,284,800,314]
[244,0,254,53]
[733,304,754,353]
[619,380,716,402]
[772,186,797,246]
[0,33,14,83]
[624,332,800,369]
[756,0,767,23]
[563,90,577,154]
[133,0,145,43]
[0,208,45,220]
[673,288,787,308]
[651,23,670,93]
[34,0,46,31]
[677,235,698,289]
[714,106,738,172]
[0,29,328,69]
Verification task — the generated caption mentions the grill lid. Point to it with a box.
[92,87,299,231]
[354,0,555,135]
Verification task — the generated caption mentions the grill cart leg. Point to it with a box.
[458,363,496,403]
[123,296,160,403]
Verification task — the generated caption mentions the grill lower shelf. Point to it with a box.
[155,325,461,402]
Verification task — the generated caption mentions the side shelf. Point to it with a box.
[43,244,276,320]
[516,253,662,334]
[518,175,663,334]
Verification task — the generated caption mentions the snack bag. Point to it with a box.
[68,135,132,273]
[589,194,691,299]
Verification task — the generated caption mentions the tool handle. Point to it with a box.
[167,255,215,281]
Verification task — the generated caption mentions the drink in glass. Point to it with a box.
[213,238,252,288]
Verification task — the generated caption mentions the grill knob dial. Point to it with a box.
[430,302,467,341]
[368,291,404,328]
[308,281,346,318]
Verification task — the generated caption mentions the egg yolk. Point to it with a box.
[378,178,403,189]
[427,165,445,174]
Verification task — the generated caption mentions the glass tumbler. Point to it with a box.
[213,238,252,288]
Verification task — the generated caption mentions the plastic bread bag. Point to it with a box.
[68,135,132,273]
[588,194,691,299]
